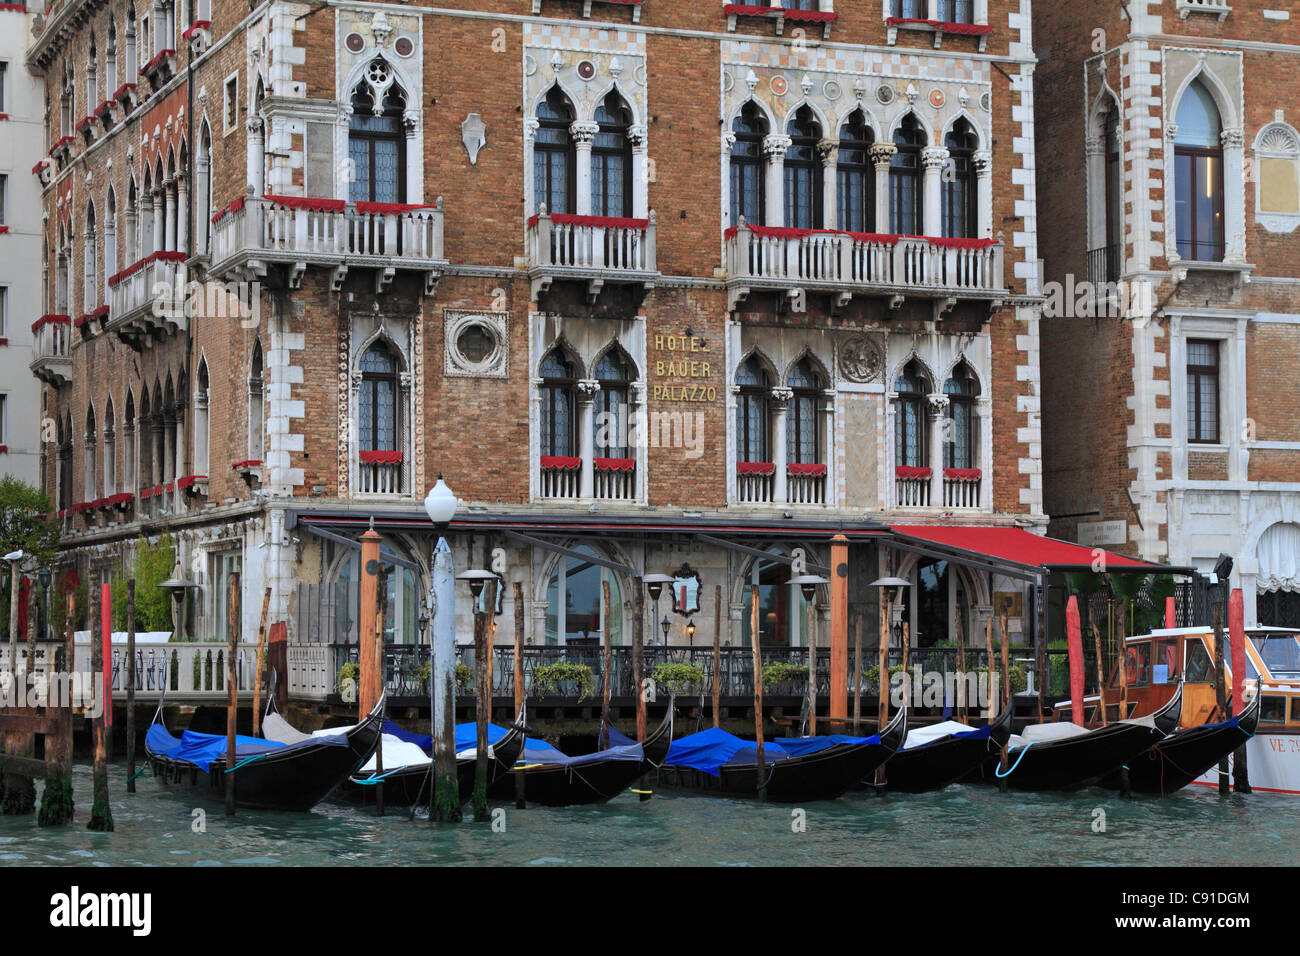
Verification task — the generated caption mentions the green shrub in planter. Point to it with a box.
[861,663,906,690]
[651,661,704,696]
[761,662,809,687]
[532,661,596,702]
[455,664,474,690]
[337,662,359,695]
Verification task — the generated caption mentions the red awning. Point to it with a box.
[891,525,1164,573]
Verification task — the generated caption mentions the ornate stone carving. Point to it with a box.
[577,378,602,402]
[762,134,792,159]
[570,120,599,145]
[869,142,898,169]
[769,386,794,409]
[838,334,885,383]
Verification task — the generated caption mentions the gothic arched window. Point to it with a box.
[592,91,632,218]
[837,110,875,233]
[784,105,823,229]
[730,102,768,227]
[894,359,930,468]
[736,356,771,464]
[358,340,399,452]
[595,349,632,459]
[943,363,979,470]
[539,348,577,458]
[787,358,823,465]
[891,114,925,236]
[348,68,406,204]
[535,87,575,215]
[1174,79,1224,262]
[943,118,978,238]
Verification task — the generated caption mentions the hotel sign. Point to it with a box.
[652,334,717,402]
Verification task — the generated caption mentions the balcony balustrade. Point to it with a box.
[526,209,658,302]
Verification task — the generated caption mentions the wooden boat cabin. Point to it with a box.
[1052,626,1300,730]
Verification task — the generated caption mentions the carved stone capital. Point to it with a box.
[972,149,992,172]
[1221,128,1244,150]
[817,139,839,165]
[576,378,601,402]
[762,134,792,159]
[869,142,898,169]
[628,124,648,149]
[770,385,794,409]
[922,146,950,170]
[570,121,600,146]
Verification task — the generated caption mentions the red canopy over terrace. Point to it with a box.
[891,525,1164,573]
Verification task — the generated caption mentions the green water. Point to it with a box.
[0,761,1294,866]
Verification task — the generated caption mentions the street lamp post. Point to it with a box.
[458,567,498,822]
[423,475,460,822]
[869,576,910,724]
[790,574,828,735]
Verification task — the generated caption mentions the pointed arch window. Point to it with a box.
[248,342,265,462]
[84,405,98,502]
[942,119,978,238]
[1174,80,1224,262]
[535,87,575,215]
[943,364,979,470]
[784,105,823,229]
[891,115,925,236]
[348,71,406,204]
[594,350,632,459]
[787,359,823,465]
[894,359,930,468]
[891,0,925,16]
[545,544,623,646]
[194,360,209,476]
[837,110,875,233]
[539,348,577,458]
[730,102,768,227]
[104,190,116,303]
[736,356,771,464]
[123,390,136,491]
[103,398,116,496]
[358,340,399,452]
[57,414,73,513]
[84,203,98,311]
[592,91,632,218]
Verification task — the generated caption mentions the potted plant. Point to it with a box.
[532,660,596,702]
[761,661,809,691]
[650,661,705,697]
[337,661,359,696]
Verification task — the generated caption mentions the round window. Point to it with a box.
[345,33,365,53]
[394,36,414,57]
[456,324,496,364]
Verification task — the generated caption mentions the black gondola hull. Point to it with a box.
[987,722,1167,791]
[145,706,384,812]
[346,726,525,807]
[1103,696,1260,795]
[660,741,895,803]
[884,708,1013,793]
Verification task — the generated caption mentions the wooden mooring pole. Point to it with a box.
[126,580,137,794]
[712,585,722,729]
[853,614,863,731]
[252,587,270,737]
[87,571,113,830]
[35,592,76,825]
[633,578,649,801]
[471,580,494,822]
[225,571,239,816]
[601,580,613,750]
[1212,600,1229,795]
[512,580,525,810]
[750,583,765,801]
[955,610,967,725]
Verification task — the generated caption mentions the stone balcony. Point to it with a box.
[526,209,659,302]
[724,223,1006,313]
[106,251,188,348]
[30,314,72,387]
[209,194,447,294]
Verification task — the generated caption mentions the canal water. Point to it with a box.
[1,760,1295,866]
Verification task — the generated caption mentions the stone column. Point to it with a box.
[818,139,838,230]
[869,143,897,234]
[922,146,949,238]
[570,120,599,217]
[163,178,176,252]
[576,378,600,498]
[771,385,793,505]
[1221,128,1246,261]
[403,112,421,204]
[629,125,649,219]
[762,134,792,228]
[973,149,993,239]
[247,116,265,197]
[151,188,164,255]
[927,393,949,506]
[175,171,189,255]
[1084,136,1106,253]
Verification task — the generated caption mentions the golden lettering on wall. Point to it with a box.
[651,334,717,403]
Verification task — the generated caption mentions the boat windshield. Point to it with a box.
[1249,633,1300,679]
[1185,636,1260,681]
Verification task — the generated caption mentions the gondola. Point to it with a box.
[345,717,527,807]
[657,705,908,803]
[486,709,675,806]
[988,682,1184,791]
[263,703,527,808]
[1101,692,1261,795]
[144,696,385,812]
[883,706,1014,793]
